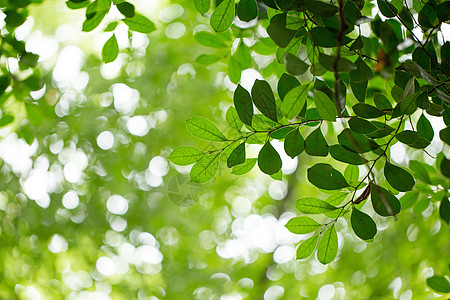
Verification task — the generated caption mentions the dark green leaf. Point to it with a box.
[427,275,450,293]
[396,130,419,145]
[102,34,119,63]
[123,14,156,33]
[270,127,293,139]
[303,0,338,17]
[232,158,257,175]
[186,116,228,141]
[400,92,419,115]
[296,197,338,214]
[439,196,450,225]
[227,142,246,168]
[314,90,336,122]
[305,127,328,157]
[234,85,253,126]
[353,103,384,118]
[349,57,373,82]
[439,126,450,146]
[169,146,205,165]
[210,0,235,32]
[296,235,319,259]
[319,52,356,72]
[351,208,377,240]
[237,0,257,22]
[267,14,296,48]
[350,79,368,102]
[377,0,397,17]
[384,161,415,192]
[338,128,380,153]
[277,73,300,101]
[417,114,434,142]
[258,142,282,175]
[441,157,450,178]
[285,217,321,234]
[330,145,366,165]
[116,1,134,18]
[373,93,392,110]
[310,27,351,48]
[190,153,220,183]
[317,225,338,264]
[370,183,401,217]
[348,117,378,134]
[307,163,349,190]
[349,35,363,51]
[281,83,310,119]
[285,53,309,76]
[252,80,278,122]
[284,128,304,158]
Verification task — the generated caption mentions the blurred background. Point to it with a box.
[0,0,448,299]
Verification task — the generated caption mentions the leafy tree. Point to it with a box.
[0,0,449,298]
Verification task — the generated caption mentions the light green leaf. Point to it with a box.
[195,0,210,15]
[186,116,228,141]
[190,153,220,183]
[226,107,243,131]
[317,225,338,264]
[102,34,119,63]
[295,197,338,214]
[285,217,321,234]
[123,14,156,33]
[195,54,221,65]
[232,158,257,175]
[285,53,309,76]
[281,83,310,119]
[210,0,235,32]
[168,146,204,166]
[296,235,319,259]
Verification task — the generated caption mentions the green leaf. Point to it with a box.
[168,146,205,166]
[195,31,227,48]
[232,158,257,175]
[116,1,135,18]
[439,126,450,146]
[210,0,235,32]
[317,225,338,264]
[427,276,450,294]
[190,153,220,183]
[270,127,292,139]
[195,0,210,15]
[439,196,450,224]
[400,92,419,115]
[330,145,366,165]
[234,85,253,126]
[377,0,397,17]
[195,54,221,65]
[348,117,378,134]
[409,160,432,184]
[303,0,338,17]
[186,116,228,141]
[318,52,356,72]
[285,217,321,234]
[82,10,108,32]
[258,142,282,175]
[353,103,384,119]
[349,57,373,83]
[267,14,296,48]
[351,208,377,240]
[338,128,379,153]
[349,36,363,51]
[370,183,401,217]
[284,128,304,158]
[373,93,392,110]
[441,157,450,178]
[25,103,43,125]
[0,114,14,127]
[417,114,434,142]
[281,83,310,119]
[226,107,243,131]
[295,197,338,214]
[384,161,415,192]
[305,127,328,157]
[344,165,359,185]
[278,73,300,101]
[102,34,119,63]
[314,90,336,122]
[237,0,257,21]
[123,14,156,33]
[307,163,349,190]
[396,130,419,146]
[227,142,246,168]
[350,79,367,102]
[104,21,118,31]
[296,235,319,259]
[285,53,309,76]
[252,79,278,122]
[310,27,351,48]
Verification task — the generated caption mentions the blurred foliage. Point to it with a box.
[0,0,448,299]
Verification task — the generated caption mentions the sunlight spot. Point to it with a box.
[159,4,184,23]
[97,131,114,150]
[62,190,79,209]
[48,234,68,253]
[30,84,46,100]
[112,83,140,115]
[127,116,150,136]
[268,181,288,200]
[107,195,129,215]
[318,284,335,300]
[53,46,84,87]
[110,215,127,232]
[100,55,123,80]
[390,142,406,164]
[264,285,284,300]
[149,156,169,176]
[96,257,115,276]
[240,69,263,91]
[135,245,163,264]
[165,22,186,39]
[273,245,295,264]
